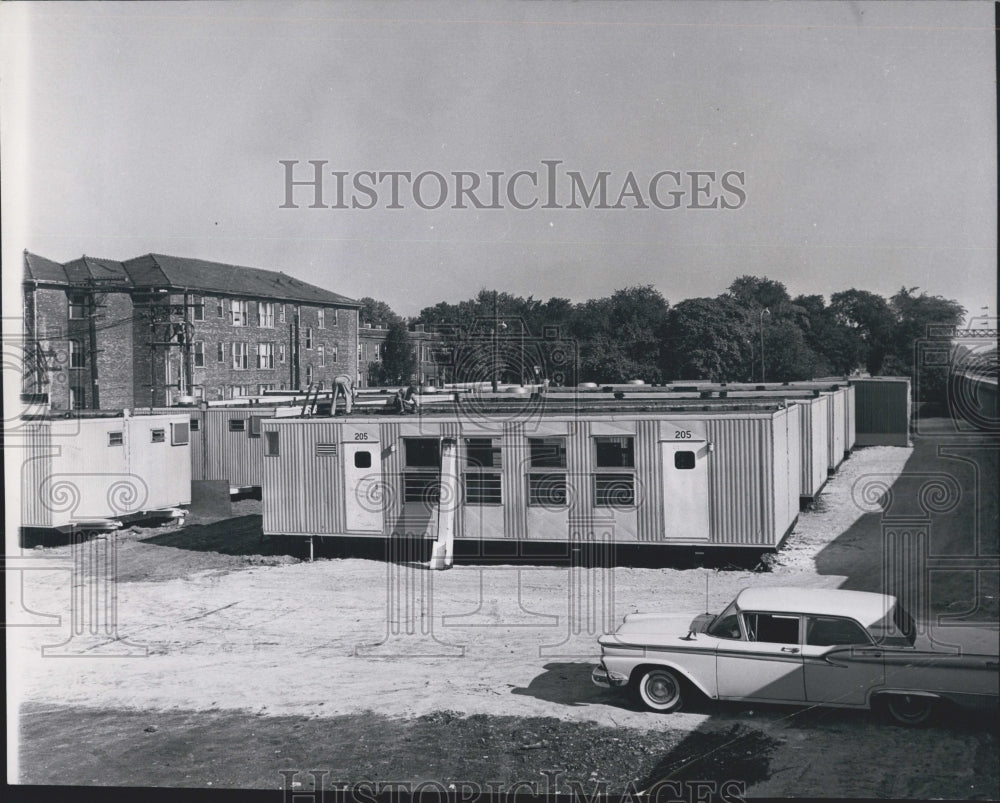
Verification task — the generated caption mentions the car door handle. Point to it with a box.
[781,647,799,653]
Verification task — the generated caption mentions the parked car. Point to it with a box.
[593,586,999,724]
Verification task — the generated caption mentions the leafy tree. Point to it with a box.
[793,294,858,375]
[358,297,402,328]
[380,319,416,385]
[727,276,791,310]
[888,287,965,407]
[570,286,670,382]
[666,297,754,382]
[829,289,896,374]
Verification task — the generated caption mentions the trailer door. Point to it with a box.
[343,436,383,533]
[660,422,710,541]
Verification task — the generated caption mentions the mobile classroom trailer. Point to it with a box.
[261,401,801,552]
[136,406,280,490]
[20,413,191,530]
[850,377,912,446]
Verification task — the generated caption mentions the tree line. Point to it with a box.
[358,277,970,403]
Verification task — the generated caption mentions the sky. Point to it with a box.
[1,0,996,324]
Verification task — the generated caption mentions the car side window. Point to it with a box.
[806,616,872,647]
[743,612,799,645]
[708,613,743,640]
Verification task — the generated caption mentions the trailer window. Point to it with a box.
[404,474,440,504]
[594,474,635,507]
[171,422,190,446]
[529,437,566,468]
[264,431,280,456]
[151,429,166,444]
[674,451,696,470]
[463,473,500,505]
[594,436,634,468]
[190,419,200,432]
[108,431,123,447]
[528,473,568,507]
[354,450,372,469]
[465,438,502,469]
[404,438,440,468]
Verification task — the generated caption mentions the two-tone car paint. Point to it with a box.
[594,586,999,723]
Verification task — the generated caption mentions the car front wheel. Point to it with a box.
[637,668,684,713]
[884,694,935,725]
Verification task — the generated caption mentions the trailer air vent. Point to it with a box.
[316,443,338,455]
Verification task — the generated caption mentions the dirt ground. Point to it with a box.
[8,424,999,799]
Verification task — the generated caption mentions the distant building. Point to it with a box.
[22,251,360,410]
[357,322,445,387]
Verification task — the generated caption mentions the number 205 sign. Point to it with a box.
[660,421,707,442]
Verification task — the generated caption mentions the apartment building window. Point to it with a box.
[217,298,225,317]
[305,327,313,349]
[259,302,275,328]
[593,435,635,507]
[217,342,225,363]
[279,304,286,323]
[305,365,313,385]
[330,345,338,363]
[317,309,325,329]
[258,342,275,369]
[231,300,249,327]
[464,438,502,505]
[528,437,567,506]
[318,345,325,367]
[68,294,87,320]
[403,438,440,504]
[330,309,338,326]
[192,295,205,321]
[279,344,286,364]
[232,342,249,370]
[69,340,86,369]
[193,342,205,367]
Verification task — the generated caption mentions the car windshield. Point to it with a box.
[706,599,743,639]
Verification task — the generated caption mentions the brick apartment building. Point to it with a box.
[357,322,445,387]
[22,251,360,410]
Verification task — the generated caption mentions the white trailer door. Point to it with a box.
[343,441,383,532]
[660,422,710,541]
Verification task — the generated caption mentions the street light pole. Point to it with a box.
[491,290,499,393]
[760,307,770,383]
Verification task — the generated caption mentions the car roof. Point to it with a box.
[735,586,897,627]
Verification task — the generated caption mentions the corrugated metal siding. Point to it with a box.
[20,424,53,527]
[202,408,277,486]
[780,405,800,534]
[503,422,527,540]
[381,422,403,535]
[826,390,846,471]
[704,417,773,546]
[845,385,857,451]
[792,397,829,498]
[261,420,342,535]
[852,379,911,446]
[636,419,663,542]
[262,412,783,548]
